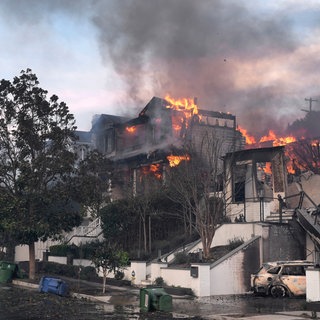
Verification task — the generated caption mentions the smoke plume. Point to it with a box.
[3,0,320,139]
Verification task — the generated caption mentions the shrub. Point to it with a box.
[40,261,79,278]
[114,270,124,280]
[49,244,78,258]
[228,237,244,251]
[174,251,190,264]
[80,266,99,281]
[154,276,165,286]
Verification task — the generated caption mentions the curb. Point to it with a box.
[12,279,119,304]
[12,279,38,289]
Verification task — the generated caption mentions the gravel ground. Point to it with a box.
[0,283,202,320]
[0,278,311,320]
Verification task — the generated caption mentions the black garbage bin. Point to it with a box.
[140,287,172,312]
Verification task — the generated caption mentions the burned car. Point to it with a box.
[250,260,313,298]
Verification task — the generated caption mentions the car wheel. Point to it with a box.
[270,285,287,298]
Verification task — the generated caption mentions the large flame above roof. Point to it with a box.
[165,95,199,116]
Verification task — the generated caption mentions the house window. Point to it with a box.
[233,163,246,202]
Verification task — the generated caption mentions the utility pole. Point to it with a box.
[301,97,318,113]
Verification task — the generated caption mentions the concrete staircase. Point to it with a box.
[65,217,103,244]
[265,208,295,223]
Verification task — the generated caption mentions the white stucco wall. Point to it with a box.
[48,256,67,264]
[15,245,30,262]
[191,264,211,297]
[160,267,191,288]
[306,268,320,302]
[165,223,263,264]
[211,223,263,247]
[210,250,247,295]
[149,262,168,282]
[73,259,94,268]
[130,261,147,284]
[15,239,60,262]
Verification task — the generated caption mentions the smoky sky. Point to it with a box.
[2,0,320,138]
[92,0,315,138]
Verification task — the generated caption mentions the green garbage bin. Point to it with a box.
[140,288,151,312]
[0,261,19,284]
[139,287,172,312]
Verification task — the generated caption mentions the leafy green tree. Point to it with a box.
[0,69,82,279]
[99,199,133,248]
[74,150,113,217]
[100,191,182,258]
[90,241,129,293]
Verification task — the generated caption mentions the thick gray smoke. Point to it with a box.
[92,0,300,138]
[2,0,320,139]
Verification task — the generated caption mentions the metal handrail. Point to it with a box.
[283,191,320,225]
[65,217,102,242]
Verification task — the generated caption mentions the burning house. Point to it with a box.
[224,146,288,222]
[91,96,244,199]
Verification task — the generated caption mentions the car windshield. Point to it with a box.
[254,263,275,274]
[267,266,281,274]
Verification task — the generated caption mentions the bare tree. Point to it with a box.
[166,129,237,259]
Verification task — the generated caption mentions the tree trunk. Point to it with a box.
[5,239,16,261]
[102,273,107,294]
[201,228,215,259]
[189,207,192,236]
[142,216,147,252]
[148,215,151,253]
[29,242,36,280]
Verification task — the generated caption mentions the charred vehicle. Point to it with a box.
[250,260,313,298]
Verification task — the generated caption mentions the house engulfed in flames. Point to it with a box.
[91,96,244,199]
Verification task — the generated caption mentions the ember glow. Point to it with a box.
[167,154,190,167]
[264,162,272,174]
[141,164,162,179]
[311,139,320,147]
[126,126,136,133]
[172,124,182,132]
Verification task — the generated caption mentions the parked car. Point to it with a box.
[250,260,313,298]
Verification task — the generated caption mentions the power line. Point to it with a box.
[301,97,318,113]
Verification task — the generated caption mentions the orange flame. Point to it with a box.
[141,164,162,179]
[240,126,300,175]
[259,130,296,146]
[172,124,182,132]
[165,95,199,116]
[167,154,190,167]
[264,162,272,174]
[286,160,296,174]
[126,126,136,133]
[238,126,256,145]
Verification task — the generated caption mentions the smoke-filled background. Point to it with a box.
[1,0,320,139]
